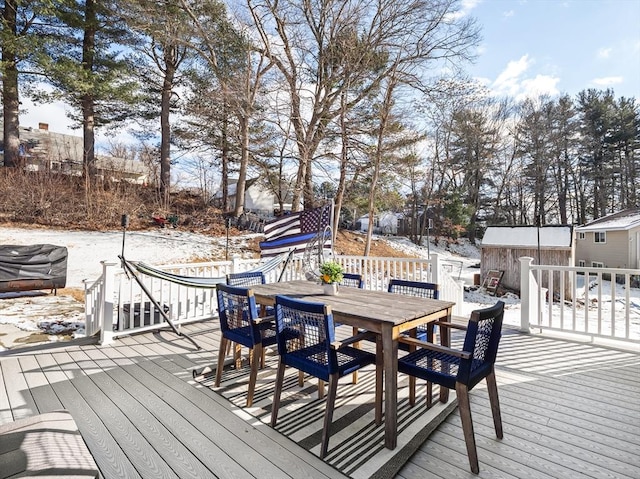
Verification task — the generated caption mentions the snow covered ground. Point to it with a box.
[1,226,638,350]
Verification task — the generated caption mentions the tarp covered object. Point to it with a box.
[0,244,67,293]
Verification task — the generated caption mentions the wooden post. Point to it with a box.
[99,261,118,345]
[519,257,534,333]
[430,252,439,285]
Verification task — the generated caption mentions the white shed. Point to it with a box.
[356,212,400,235]
[213,178,275,214]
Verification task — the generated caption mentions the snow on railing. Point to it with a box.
[89,254,465,344]
[520,256,640,345]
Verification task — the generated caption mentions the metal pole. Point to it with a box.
[120,214,129,268]
[225,217,231,260]
[427,218,431,258]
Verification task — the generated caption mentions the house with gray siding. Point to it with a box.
[575,208,640,269]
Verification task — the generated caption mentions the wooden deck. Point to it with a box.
[1,321,639,479]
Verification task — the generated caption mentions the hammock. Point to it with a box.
[128,250,293,288]
[116,250,294,350]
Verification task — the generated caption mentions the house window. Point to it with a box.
[592,261,604,268]
[578,232,585,240]
[594,232,606,243]
[578,260,585,267]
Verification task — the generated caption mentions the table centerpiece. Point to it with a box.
[319,261,344,295]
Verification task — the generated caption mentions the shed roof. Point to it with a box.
[575,208,640,232]
[481,225,573,248]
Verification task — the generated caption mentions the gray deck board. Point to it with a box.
[1,322,639,479]
[17,354,64,413]
[34,352,143,479]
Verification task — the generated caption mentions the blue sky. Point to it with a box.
[20,0,640,136]
[464,0,640,100]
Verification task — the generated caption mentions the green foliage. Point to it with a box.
[319,261,344,284]
[442,191,471,239]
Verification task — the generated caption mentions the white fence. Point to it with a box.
[85,254,465,345]
[520,256,640,346]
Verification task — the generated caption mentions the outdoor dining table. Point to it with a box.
[250,279,456,450]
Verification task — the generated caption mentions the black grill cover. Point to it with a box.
[0,244,68,292]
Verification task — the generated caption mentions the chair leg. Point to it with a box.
[321,373,339,458]
[455,382,479,474]
[426,381,433,409]
[215,337,227,387]
[409,376,416,406]
[247,344,262,407]
[486,370,503,439]
[260,345,267,369]
[352,326,359,384]
[374,349,383,426]
[318,379,325,399]
[298,370,305,387]
[271,361,286,427]
[234,342,242,369]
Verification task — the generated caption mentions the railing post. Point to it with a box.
[99,260,118,345]
[519,256,534,333]
[231,255,242,274]
[455,279,465,316]
[430,252,439,285]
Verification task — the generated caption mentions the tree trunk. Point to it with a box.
[160,47,176,204]
[2,0,21,168]
[365,75,397,256]
[234,114,250,217]
[82,0,97,178]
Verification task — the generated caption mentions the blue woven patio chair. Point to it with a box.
[397,301,505,474]
[338,272,365,382]
[215,284,277,407]
[388,278,440,341]
[226,270,266,287]
[271,295,381,458]
[339,273,364,289]
[227,270,275,318]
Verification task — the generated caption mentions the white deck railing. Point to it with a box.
[87,254,464,344]
[520,256,640,346]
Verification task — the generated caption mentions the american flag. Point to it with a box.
[259,204,331,258]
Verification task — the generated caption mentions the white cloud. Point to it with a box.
[487,55,560,100]
[597,47,612,59]
[447,0,482,20]
[591,76,623,87]
[503,10,515,18]
[492,55,532,96]
[461,0,482,12]
[20,97,76,134]
[518,75,560,100]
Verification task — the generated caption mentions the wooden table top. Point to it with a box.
[251,280,455,331]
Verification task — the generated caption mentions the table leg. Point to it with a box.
[382,323,397,449]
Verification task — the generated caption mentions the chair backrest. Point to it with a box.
[340,273,364,289]
[226,270,266,287]
[458,300,505,387]
[216,283,261,343]
[387,279,439,299]
[274,295,338,378]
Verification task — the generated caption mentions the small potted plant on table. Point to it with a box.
[319,261,344,295]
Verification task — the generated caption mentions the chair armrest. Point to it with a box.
[432,320,468,331]
[253,315,275,325]
[398,336,471,359]
[330,331,377,350]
